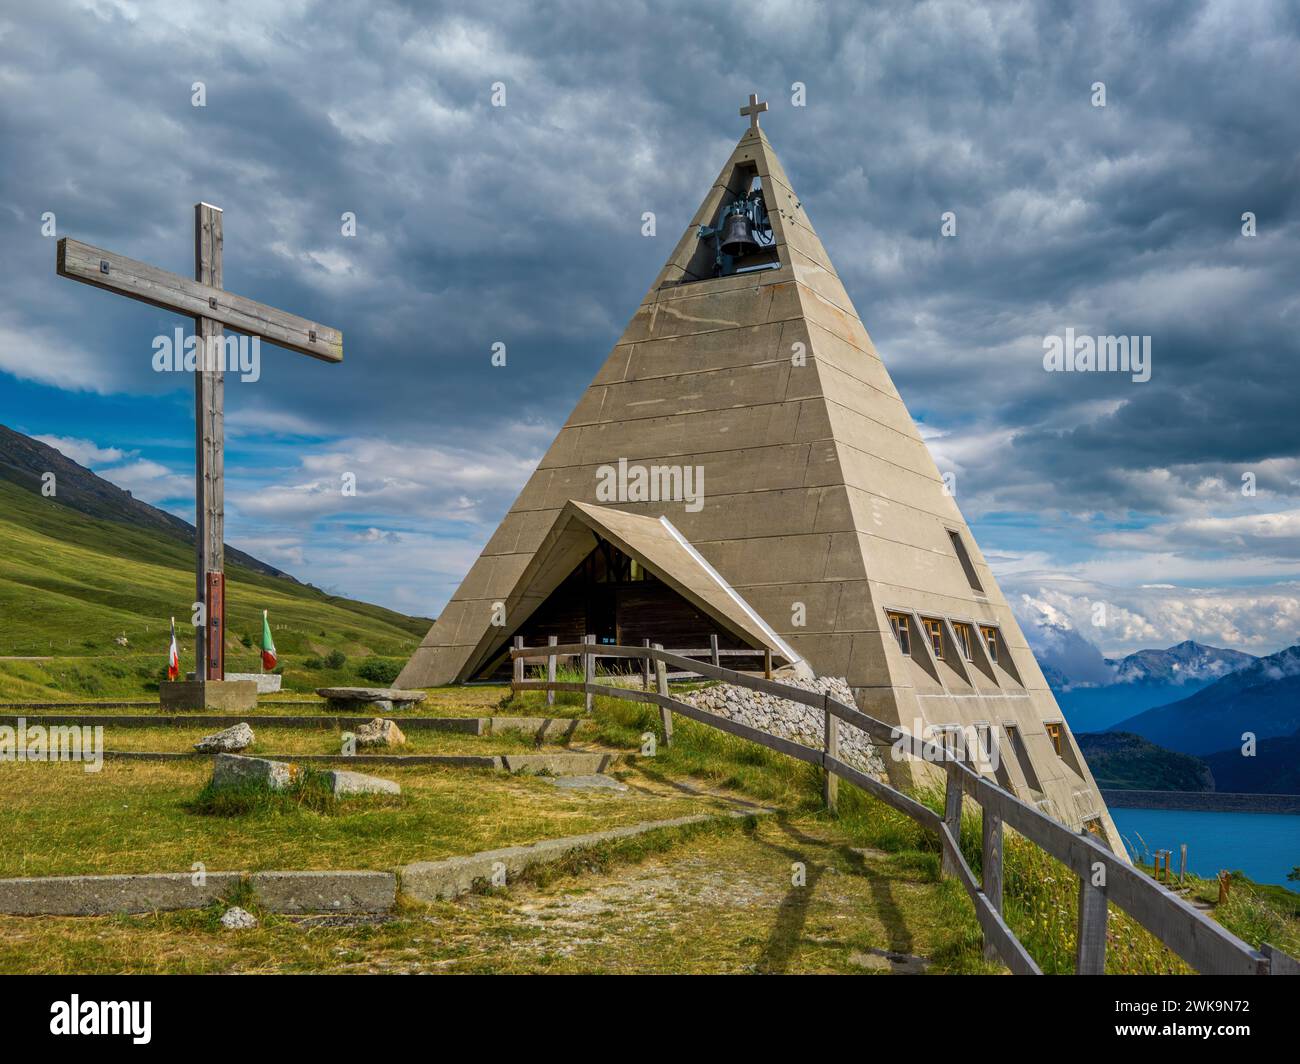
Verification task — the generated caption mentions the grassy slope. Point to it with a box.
[0,478,427,697]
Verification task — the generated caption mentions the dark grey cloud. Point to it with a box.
[2,0,1299,643]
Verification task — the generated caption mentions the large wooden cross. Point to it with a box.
[56,203,342,683]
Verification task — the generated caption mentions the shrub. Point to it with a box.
[357,658,401,685]
[324,650,347,670]
[302,655,325,670]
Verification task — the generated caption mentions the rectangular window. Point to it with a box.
[980,625,999,664]
[1046,721,1063,757]
[948,530,984,592]
[887,612,911,655]
[924,618,944,658]
[952,622,973,660]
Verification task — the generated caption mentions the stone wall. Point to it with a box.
[683,676,889,781]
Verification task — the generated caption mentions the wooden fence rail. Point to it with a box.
[510,641,1295,977]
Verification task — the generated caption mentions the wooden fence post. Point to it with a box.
[1179,843,1187,887]
[546,635,557,707]
[653,643,672,747]
[709,633,720,668]
[941,762,963,878]
[584,632,595,713]
[822,694,839,814]
[764,647,772,680]
[981,807,1003,964]
[1262,942,1300,975]
[642,637,651,690]
[512,635,524,688]
[1076,866,1109,975]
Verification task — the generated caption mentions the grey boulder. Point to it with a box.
[194,722,254,753]
[211,753,297,791]
[321,769,400,797]
[354,717,406,748]
[219,906,259,930]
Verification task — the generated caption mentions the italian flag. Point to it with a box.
[167,617,180,681]
[260,609,277,671]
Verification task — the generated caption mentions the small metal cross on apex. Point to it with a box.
[740,93,768,130]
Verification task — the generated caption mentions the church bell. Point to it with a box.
[719,210,759,257]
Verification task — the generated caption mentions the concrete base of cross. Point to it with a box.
[160,679,258,712]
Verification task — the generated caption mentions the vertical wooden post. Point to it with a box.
[584,632,595,713]
[642,637,651,690]
[545,635,557,707]
[1076,870,1109,975]
[709,633,720,668]
[981,807,1004,964]
[1262,942,1300,975]
[194,202,225,681]
[822,694,839,814]
[654,642,672,747]
[941,762,963,878]
[512,635,524,688]
[764,647,772,680]
[1179,843,1187,887]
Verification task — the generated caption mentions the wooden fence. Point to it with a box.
[510,640,1298,976]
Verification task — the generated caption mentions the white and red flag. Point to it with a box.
[167,616,180,681]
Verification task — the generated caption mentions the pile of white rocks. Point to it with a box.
[682,676,888,780]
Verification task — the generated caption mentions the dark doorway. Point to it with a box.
[475,536,754,678]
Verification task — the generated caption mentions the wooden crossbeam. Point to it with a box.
[57,237,342,362]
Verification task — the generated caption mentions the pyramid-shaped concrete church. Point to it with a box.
[400,98,1121,849]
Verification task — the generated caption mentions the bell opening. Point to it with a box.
[679,163,782,283]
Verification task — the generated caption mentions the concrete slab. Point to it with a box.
[249,871,396,913]
[0,872,242,915]
[502,752,616,775]
[400,811,759,903]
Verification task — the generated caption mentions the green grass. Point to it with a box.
[0,478,426,698]
[0,755,726,878]
[1,678,1293,974]
[93,723,554,755]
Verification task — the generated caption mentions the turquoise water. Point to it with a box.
[1109,808,1300,887]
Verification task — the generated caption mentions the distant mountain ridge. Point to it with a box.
[1109,644,1300,756]
[0,423,290,581]
[1204,728,1300,795]
[1031,631,1258,733]
[1105,639,1255,686]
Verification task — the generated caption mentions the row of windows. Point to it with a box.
[887,611,1001,665]
[934,719,1069,771]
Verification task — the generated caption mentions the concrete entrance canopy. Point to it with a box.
[454,500,810,682]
